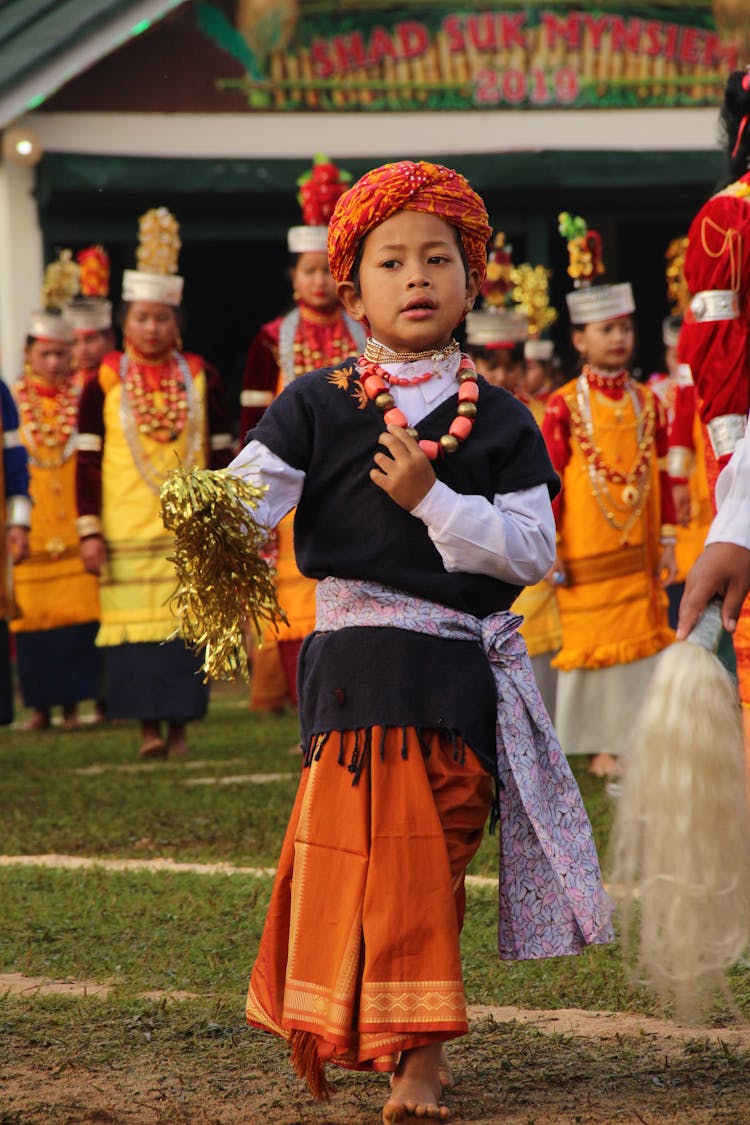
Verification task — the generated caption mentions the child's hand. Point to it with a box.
[546,556,568,588]
[6,526,29,564]
[80,535,107,576]
[671,483,691,526]
[657,542,677,588]
[371,426,436,511]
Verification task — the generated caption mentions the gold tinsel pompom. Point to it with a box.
[137,207,181,276]
[160,465,287,682]
[42,249,80,311]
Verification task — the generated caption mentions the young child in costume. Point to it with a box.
[542,214,676,783]
[12,279,101,731]
[76,208,232,758]
[240,156,366,714]
[463,233,528,393]
[224,162,612,1122]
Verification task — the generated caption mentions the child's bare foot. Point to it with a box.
[138,721,166,759]
[138,737,167,759]
[167,721,188,758]
[62,704,81,731]
[23,709,51,731]
[437,1047,454,1089]
[383,1044,450,1123]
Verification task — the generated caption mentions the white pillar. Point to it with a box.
[0,160,43,384]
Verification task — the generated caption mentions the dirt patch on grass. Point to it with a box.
[2,1012,749,1123]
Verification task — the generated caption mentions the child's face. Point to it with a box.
[125,301,178,358]
[572,315,635,372]
[26,339,71,382]
[72,330,111,372]
[292,251,338,310]
[337,210,480,353]
[524,359,552,396]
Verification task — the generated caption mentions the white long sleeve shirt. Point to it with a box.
[707,423,750,550]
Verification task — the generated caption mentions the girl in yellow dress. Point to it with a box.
[541,214,676,782]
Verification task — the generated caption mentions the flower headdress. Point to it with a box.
[288,154,352,254]
[558,211,634,324]
[69,245,113,333]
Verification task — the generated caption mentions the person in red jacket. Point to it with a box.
[679,67,750,744]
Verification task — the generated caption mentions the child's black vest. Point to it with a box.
[250,360,558,620]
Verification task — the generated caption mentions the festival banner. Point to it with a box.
[196,1,745,112]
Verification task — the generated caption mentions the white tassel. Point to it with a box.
[609,600,750,1020]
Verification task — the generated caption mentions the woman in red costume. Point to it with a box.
[239,157,366,713]
[679,68,750,750]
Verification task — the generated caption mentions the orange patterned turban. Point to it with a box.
[327,160,492,284]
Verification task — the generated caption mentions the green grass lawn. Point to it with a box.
[2,680,749,1055]
[5,682,750,1123]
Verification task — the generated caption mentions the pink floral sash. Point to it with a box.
[315,576,613,961]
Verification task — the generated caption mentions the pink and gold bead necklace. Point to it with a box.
[357,351,479,460]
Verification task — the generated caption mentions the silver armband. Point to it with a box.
[689,290,740,323]
[707,413,747,459]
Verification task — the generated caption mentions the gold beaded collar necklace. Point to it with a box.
[363,338,460,365]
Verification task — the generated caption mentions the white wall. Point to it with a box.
[25,107,721,158]
[0,161,43,384]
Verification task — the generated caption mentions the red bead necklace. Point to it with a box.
[380,367,436,387]
[584,365,628,393]
[358,353,479,460]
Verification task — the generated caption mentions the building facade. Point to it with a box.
[1,0,746,399]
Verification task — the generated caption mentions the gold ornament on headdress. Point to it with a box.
[510,263,557,336]
[665,236,689,316]
[160,465,287,682]
[558,212,605,287]
[480,232,515,308]
[42,249,80,311]
[137,207,181,276]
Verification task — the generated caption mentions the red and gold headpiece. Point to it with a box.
[77,245,110,299]
[327,160,492,285]
[288,154,351,254]
[69,245,112,333]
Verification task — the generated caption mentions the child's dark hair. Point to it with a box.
[720,69,750,181]
[349,225,470,297]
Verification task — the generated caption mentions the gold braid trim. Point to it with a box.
[160,465,287,681]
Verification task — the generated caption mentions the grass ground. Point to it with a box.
[2,681,750,1123]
